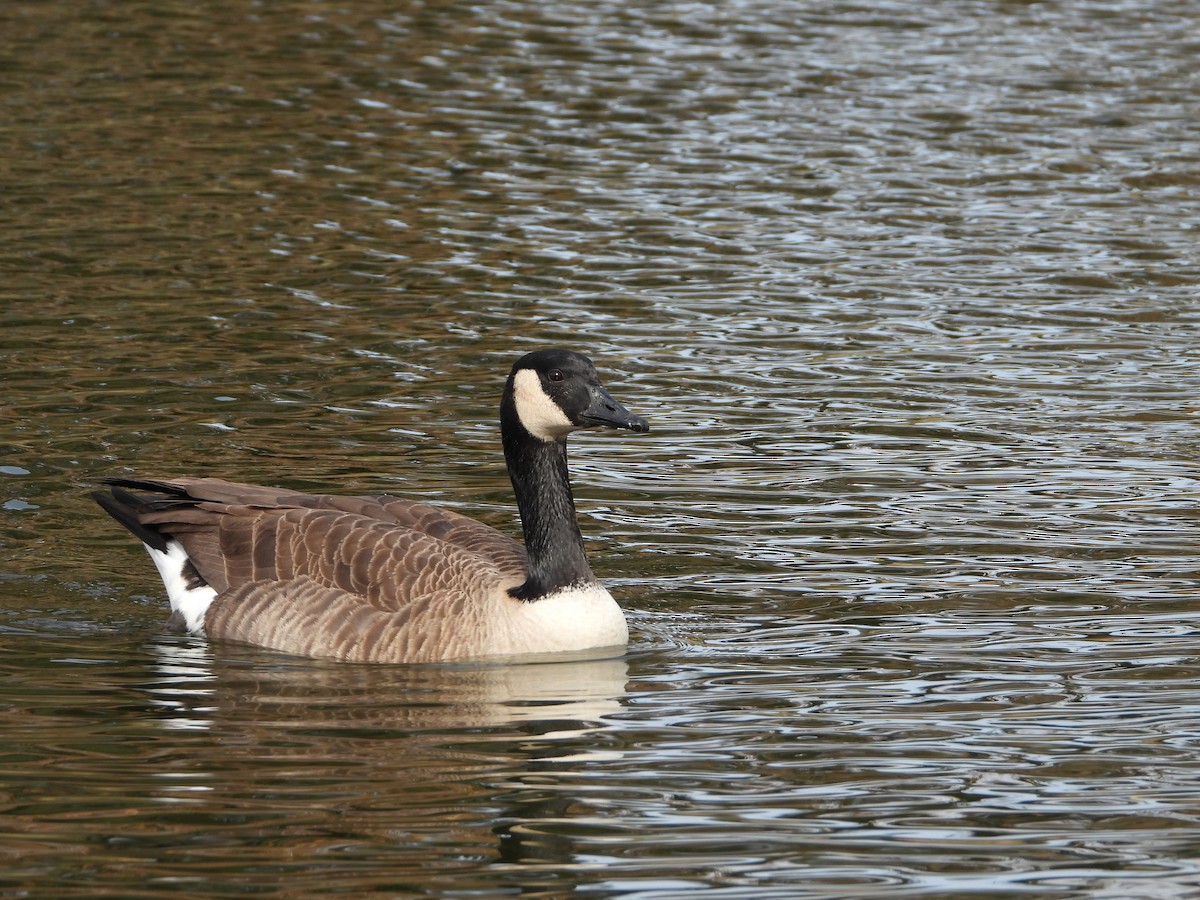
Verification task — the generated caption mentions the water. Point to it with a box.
[3,0,1200,895]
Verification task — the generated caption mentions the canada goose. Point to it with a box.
[92,349,649,664]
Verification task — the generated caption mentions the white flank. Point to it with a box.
[512,368,575,442]
[143,540,217,635]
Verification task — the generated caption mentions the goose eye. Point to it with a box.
[547,369,565,383]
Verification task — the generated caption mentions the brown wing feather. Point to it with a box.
[102,477,532,660]
[126,477,527,595]
[157,478,528,583]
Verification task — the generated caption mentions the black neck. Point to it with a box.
[501,400,594,601]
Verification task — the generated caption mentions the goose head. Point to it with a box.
[504,349,649,443]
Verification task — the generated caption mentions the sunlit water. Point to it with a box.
[3,0,1200,896]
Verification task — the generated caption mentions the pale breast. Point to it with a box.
[487,583,629,660]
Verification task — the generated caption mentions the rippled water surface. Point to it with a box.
[3,0,1200,895]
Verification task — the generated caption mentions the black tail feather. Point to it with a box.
[92,485,173,553]
[101,476,193,499]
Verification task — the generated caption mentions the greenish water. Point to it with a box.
[3,0,1200,895]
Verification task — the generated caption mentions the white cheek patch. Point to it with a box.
[512,368,575,442]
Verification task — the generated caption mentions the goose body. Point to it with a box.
[93,349,648,664]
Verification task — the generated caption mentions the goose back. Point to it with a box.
[103,477,575,663]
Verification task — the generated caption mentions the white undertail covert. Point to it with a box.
[144,540,216,634]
